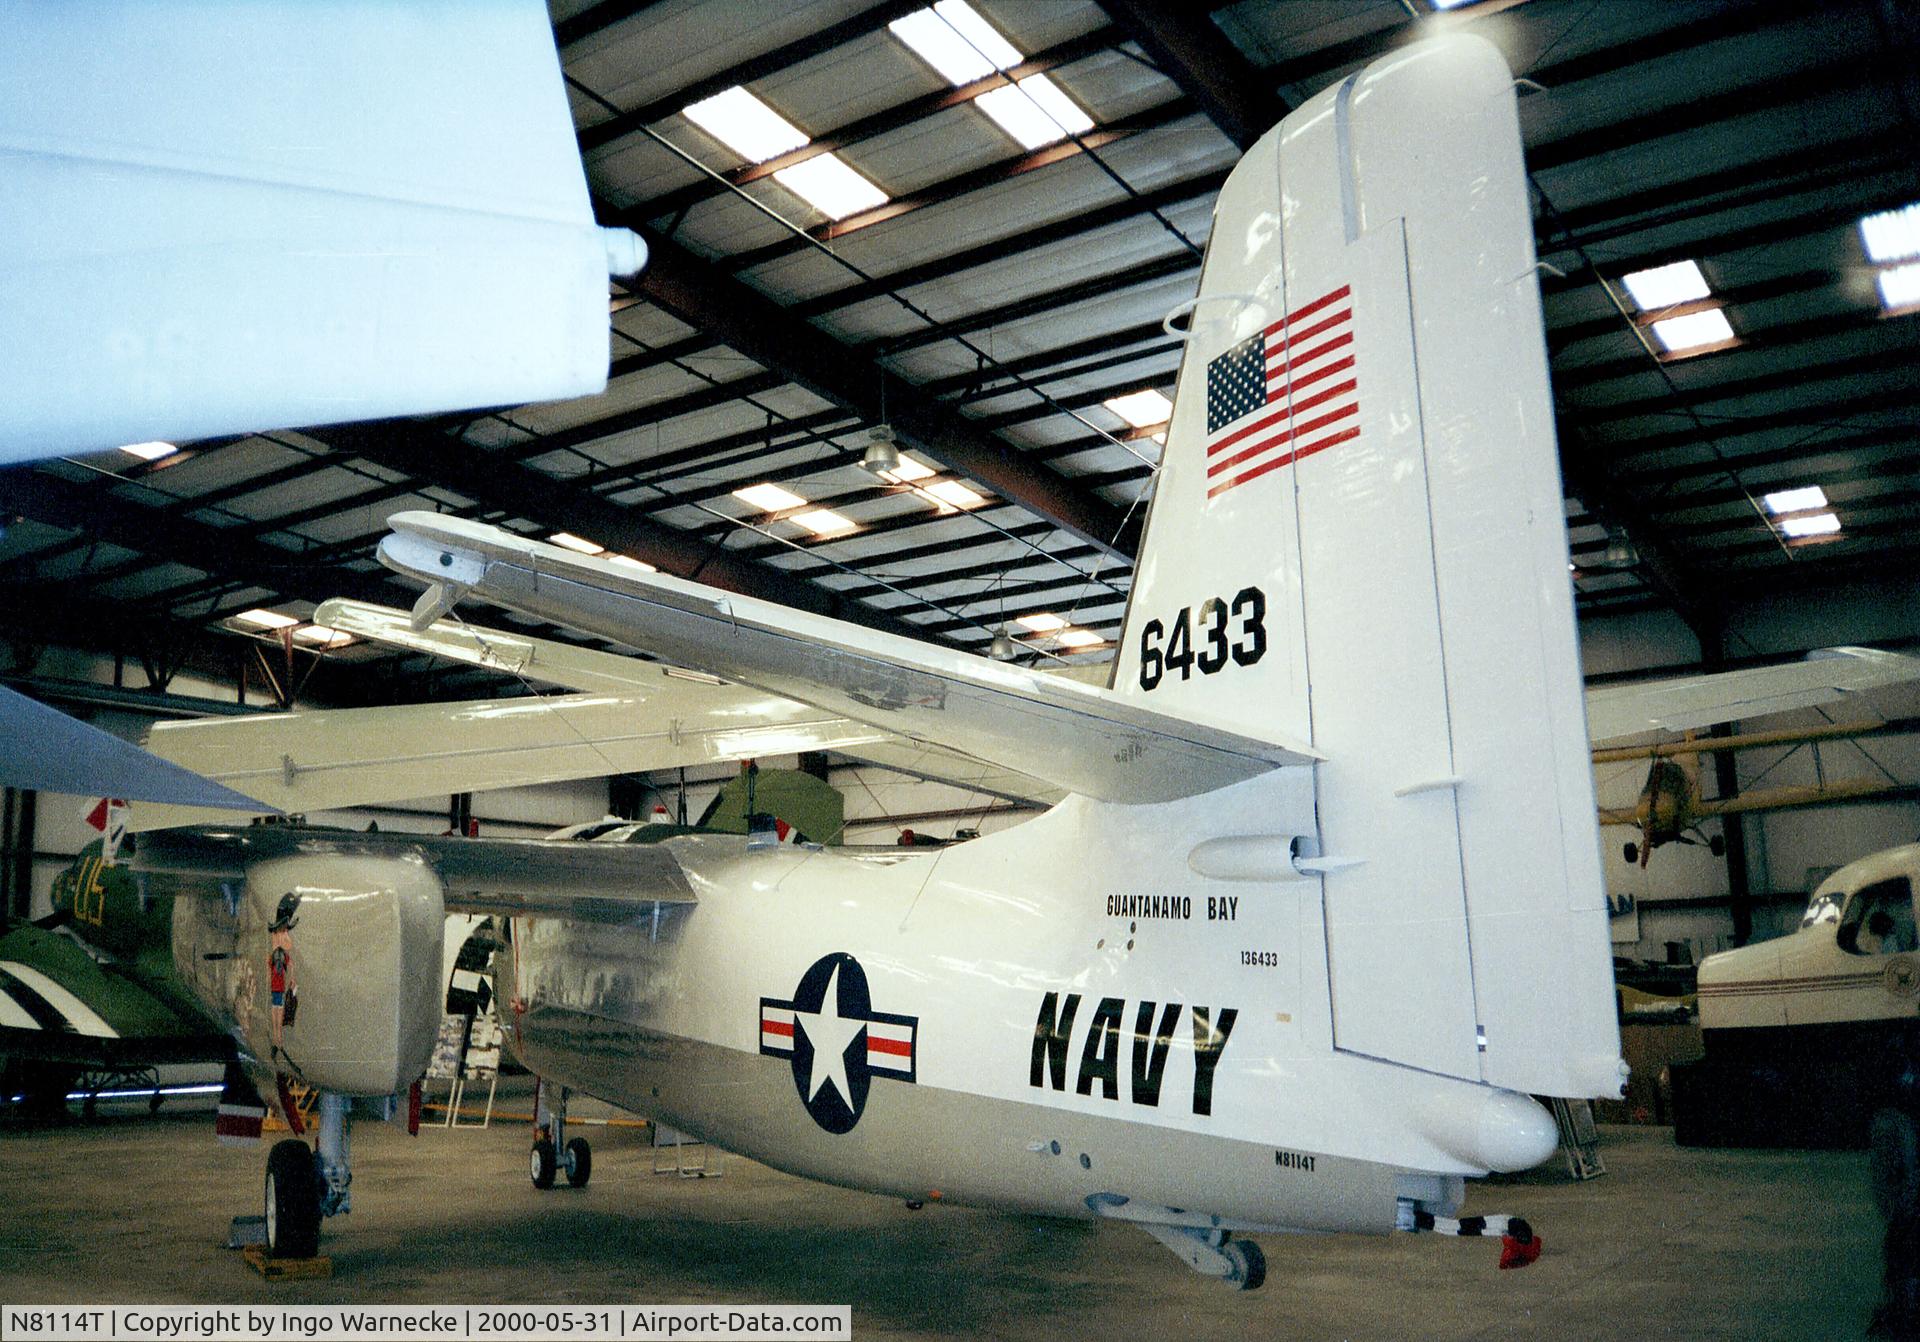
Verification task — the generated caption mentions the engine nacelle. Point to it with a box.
[174,852,444,1095]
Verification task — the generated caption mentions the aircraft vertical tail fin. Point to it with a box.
[1116,35,1620,1098]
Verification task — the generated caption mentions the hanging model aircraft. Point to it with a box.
[114,34,1920,1284]
[1590,713,1920,867]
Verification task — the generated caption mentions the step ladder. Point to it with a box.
[1551,1097,1606,1180]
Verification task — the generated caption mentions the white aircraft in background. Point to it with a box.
[120,34,1920,1289]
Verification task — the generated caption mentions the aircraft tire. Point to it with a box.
[1871,1108,1920,1221]
[1225,1239,1266,1291]
[265,1140,321,1259]
[530,1138,558,1190]
[565,1137,592,1188]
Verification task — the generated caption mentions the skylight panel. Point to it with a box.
[1780,512,1841,539]
[119,441,178,461]
[1878,262,1920,312]
[681,86,809,164]
[792,508,856,537]
[772,154,889,220]
[1621,260,1711,311]
[290,625,355,649]
[734,482,807,512]
[1017,612,1066,633]
[977,75,1094,150]
[1056,628,1103,648]
[1650,308,1734,354]
[1762,485,1828,515]
[234,608,299,630]
[1860,203,1920,264]
[879,455,936,484]
[548,532,604,554]
[924,479,985,510]
[889,1,1021,86]
[606,555,657,573]
[1104,388,1173,428]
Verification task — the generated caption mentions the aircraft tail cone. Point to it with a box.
[1422,1088,1559,1173]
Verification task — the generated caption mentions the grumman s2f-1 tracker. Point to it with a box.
[108,32,1916,1289]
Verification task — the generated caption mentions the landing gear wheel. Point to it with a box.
[530,1138,558,1190]
[1708,834,1726,857]
[1623,842,1639,865]
[564,1137,592,1188]
[265,1139,321,1259]
[1872,1107,1920,1221]
[1223,1238,1265,1291]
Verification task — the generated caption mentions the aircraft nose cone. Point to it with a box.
[1474,1090,1559,1172]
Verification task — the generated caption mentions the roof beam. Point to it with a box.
[1095,0,1286,148]
[627,229,1137,557]
[308,421,953,644]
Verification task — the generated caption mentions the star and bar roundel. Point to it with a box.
[1204,284,1358,501]
[760,952,917,1134]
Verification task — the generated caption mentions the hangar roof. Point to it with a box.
[2,0,1914,703]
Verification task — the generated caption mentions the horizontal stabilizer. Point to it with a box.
[376,515,1318,805]
[1584,647,1920,741]
[134,826,695,923]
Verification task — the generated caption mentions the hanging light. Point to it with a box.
[989,625,1018,661]
[1601,526,1639,569]
[861,424,902,477]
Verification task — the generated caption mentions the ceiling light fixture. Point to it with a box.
[1877,261,1920,313]
[792,508,857,537]
[860,425,902,477]
[989,626,1017,660]
[547,532,604,554]
[976,75,1094,150]
[1017,612,1066,633]
[1056,628,1103,648]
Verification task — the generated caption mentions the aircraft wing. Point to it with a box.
[1583,647,1920,743]
[135,825,696,922]
[377,514,1319,805]
[1691,778,1920,818]
[3,1,641,462]
[130,602,1060,832]
[314,599,1064,805]
[0,685,270,811]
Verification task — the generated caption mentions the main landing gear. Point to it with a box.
[530,1080,591,1190]
[1140,1222,1267,1291]
[262,1093,354,1259]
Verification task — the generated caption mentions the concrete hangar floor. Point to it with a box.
[0,1112,1876,1340]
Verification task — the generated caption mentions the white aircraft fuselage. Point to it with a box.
[503,782,1553,1235]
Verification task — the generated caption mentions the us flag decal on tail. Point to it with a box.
[1205,285,1358,500]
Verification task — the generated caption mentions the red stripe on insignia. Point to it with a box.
[1263,285,1351,337]
[1207,426,1361,499]
[1267,351,1355,395]
[867,1036,912,1057]
[762,1020,795,1037]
